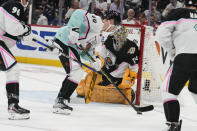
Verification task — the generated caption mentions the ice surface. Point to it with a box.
[0,63,196,131]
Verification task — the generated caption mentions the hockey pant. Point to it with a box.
[0,40,20,104]
[161,54,197,122]
[55,39,84,99]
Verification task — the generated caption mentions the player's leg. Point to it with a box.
[161,55,190,131]
[188,70,197,104]
[53,42,81,114]
[0,41,30,120]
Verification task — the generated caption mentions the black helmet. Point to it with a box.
[104,10,121,25]
[185,0,197,6]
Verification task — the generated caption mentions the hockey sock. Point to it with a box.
[163,100,180,122]
[58,77,78,100]
[6,83,19,105]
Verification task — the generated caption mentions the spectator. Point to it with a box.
[137,12,148,26]
[95,0,108,15]
[46,4,56,25]
[79,0,91,11]
[122,8,138,24]
[109,0,122,13]
[149,14,160,33]
[144,2,161,22]
[32,9,40,24]
[106,0,111,11]
[37,6,48,25]
[65,0,79,24]
[51,9,61,26]
[156,0,170,13]
[162,0,183,18]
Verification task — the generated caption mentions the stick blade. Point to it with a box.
[138,105,154,112]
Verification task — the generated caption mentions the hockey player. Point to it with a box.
[97,25,139,93]
[155,0,197,130]
[47,9,106,115]
[0,0,31,119]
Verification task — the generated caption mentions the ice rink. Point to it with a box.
[0,63,196,131]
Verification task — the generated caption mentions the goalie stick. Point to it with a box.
[78,44,154,114]
[32,38,98,103]
[79,48,98,104]
[85,71,97,104]
[32,38,100,73]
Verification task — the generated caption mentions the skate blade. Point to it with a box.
[8,112,30,120]
[53,108,72,115]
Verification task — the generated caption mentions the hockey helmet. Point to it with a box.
[113,25,128,51]
[185,0,197,6]
[104,10,121,25]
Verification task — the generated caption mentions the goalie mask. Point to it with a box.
[113,26,128,51]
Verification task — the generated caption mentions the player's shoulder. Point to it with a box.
[73,9,87,15]
[125,39,138,48]
[1,0,24,20]
[164,8,193,22]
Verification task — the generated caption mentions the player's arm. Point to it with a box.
[155,9,184,58]
[125,40,139,66]
[1,2,30,37]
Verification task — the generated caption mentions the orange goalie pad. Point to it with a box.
[76,67,137,105]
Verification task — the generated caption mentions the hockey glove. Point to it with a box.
[90,58,102,71]
[46,39,63,56]
[68,27,79,44]
[22,24,31,36]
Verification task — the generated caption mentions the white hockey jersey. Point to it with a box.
[156,8,197,56]
[0,0,29,48]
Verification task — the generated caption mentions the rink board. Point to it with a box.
[11,25,63,67]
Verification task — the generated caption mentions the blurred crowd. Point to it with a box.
[0,0,186,30]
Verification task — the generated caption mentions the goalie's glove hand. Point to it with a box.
[46,39,63,56]
[68,27,79,44]
[90,58,102,71]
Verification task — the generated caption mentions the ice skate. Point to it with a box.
[53,97,73,115]
[8,103,30,120]
[163,120,182,131]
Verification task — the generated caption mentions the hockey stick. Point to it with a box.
[85,70,97,104]
[79,48,98,104]
[32,38,100,73]
[33,39,154,113]
[32,38,98,103]
[78,44,154,114]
